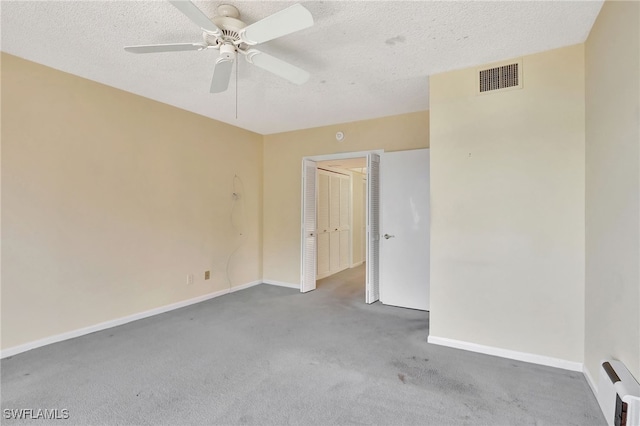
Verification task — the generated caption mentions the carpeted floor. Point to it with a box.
[1,265,604,425]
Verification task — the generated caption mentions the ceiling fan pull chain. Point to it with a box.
[236,55,239,120]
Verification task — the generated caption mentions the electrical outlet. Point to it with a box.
[204,270,210,280]
[187,274,194,285]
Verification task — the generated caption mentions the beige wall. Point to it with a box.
[585,0,640,380]
[429,45,586,363]
[263,112,429,285]
[1,54,263,349]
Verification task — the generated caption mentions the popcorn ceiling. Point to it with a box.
[1,1,603,134]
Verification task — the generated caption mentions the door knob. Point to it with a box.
[383,234,395,239]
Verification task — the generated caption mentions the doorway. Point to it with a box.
[300,150,382,304]
[301,148,431,311]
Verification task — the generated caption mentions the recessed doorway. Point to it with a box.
[300,150,382,304]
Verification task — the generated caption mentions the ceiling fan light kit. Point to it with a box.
[124,1,314,93]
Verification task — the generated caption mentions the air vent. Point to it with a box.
[478,61,522,93]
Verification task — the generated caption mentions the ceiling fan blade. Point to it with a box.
[210,58,234,93]
[239,4,313,45]
[168,0,220,34]
[245,49,309,85]
[124,43,208,53]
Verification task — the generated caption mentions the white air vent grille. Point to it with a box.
[479,62,521,93]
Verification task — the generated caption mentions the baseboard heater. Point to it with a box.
[597,360,640,426]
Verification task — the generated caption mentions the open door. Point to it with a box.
[300,159,317,292]
[379,149,430,310]
[366,153,380,304]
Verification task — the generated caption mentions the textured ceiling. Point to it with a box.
[1,1,603,135]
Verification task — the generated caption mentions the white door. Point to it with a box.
[329,174,341,272]
[301,159,317,292]
[317,170,351,279]
[338,176,351,270]
[362,179,366,264]
[317,172,330,277]
[379,149,430,310]
[366,153,380,304]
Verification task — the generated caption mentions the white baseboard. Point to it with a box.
[427,335,583,372]
[350,261,364,268]
[583,364,598,398]
[262,280,300,290]
[229,280,262,293]
[1,280,263,359]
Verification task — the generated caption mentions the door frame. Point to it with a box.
[300,150,383,300]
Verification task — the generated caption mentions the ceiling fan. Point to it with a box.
[124,1,314,93]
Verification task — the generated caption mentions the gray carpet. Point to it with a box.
[1,265,604,425]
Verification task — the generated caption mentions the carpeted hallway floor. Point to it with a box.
[1,265,604,425]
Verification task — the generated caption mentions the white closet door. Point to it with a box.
[317,169,353,279]
[317,173,330,277]
[318,173,330,233]
[339,176,351,269]
[317,233,330,277]
[339,230,350,269]
[329,175,340,230]
[339,176,350,227]
[301,160,317,293]
[329,232,340,272]
[329,175,341,272]
[366,153,380,303]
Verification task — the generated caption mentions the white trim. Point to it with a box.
[304,150,384,163]
[427,335,583,372]
[300,159,318,293]
[263,280,300,289]
[229,280,262,293]
[299,158,307,293]
[350,261,364,268]
[583,364,599,398]
[1,280,263,359]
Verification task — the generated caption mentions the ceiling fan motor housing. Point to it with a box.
[212,15,246,42]
[218,43,236,61]
[216,4,240,18]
